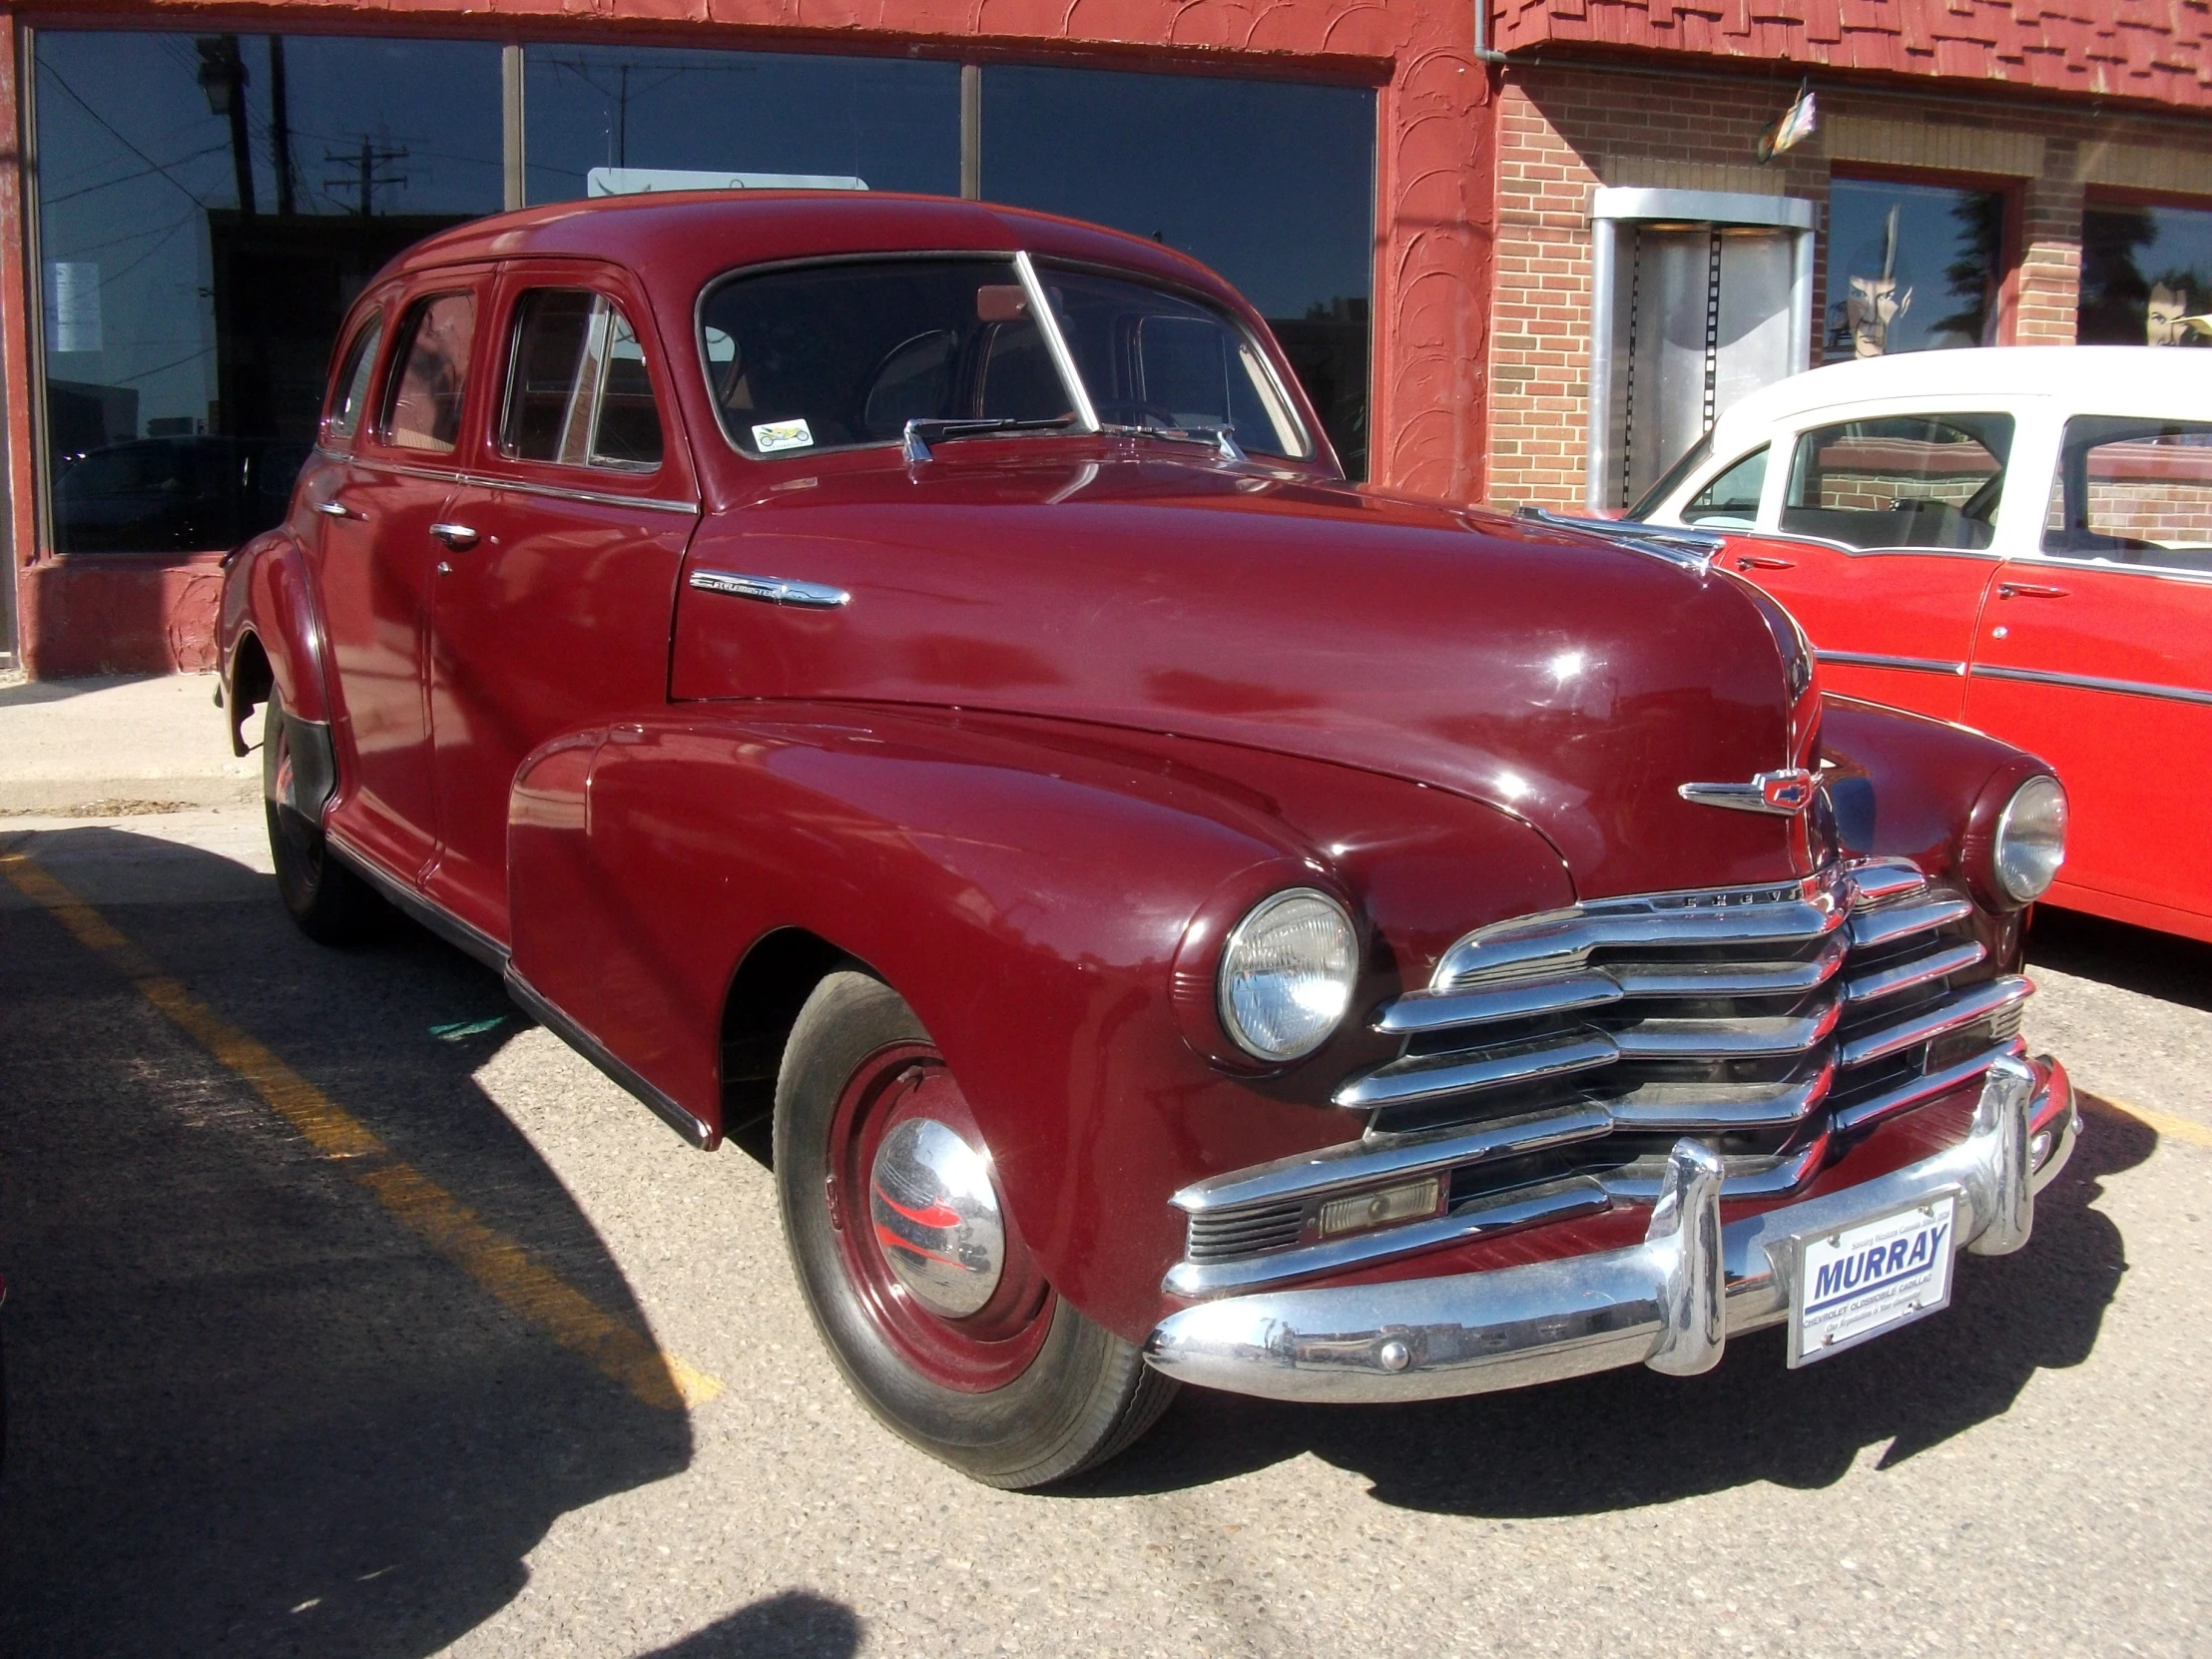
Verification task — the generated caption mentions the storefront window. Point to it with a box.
[523,46,958,203]
[980,66,1376,477]
[1823,178,2005,363]
[2079,202,2212,347]
[34,31,501,553]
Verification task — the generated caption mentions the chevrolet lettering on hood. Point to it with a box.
[217,192,2079,1490]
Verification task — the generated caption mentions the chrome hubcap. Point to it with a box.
[867,1117,1006,1318]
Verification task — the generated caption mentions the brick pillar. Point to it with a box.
[2016,137,2082,345]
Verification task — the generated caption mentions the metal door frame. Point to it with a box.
[1585,187,1817,513]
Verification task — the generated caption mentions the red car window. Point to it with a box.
[2043,417,2212,573]
[500,288,664,472]
[382,292,476,454]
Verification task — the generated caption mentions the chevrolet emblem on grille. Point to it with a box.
[1678,769,1818,816]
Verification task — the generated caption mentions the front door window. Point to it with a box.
[501,289,663,471]
[1782,415,2011,550]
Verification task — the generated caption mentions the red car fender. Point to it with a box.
[219,529,333,752]
[505,707,1575,1341]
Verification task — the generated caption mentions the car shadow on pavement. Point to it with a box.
[0,826,694,1658]
[636,1591,862,1658]
[2027,907,2212,1012]
[1082,1098,2146,1515]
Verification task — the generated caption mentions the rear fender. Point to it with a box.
[220,530,331,752]
[508,706,1573,1341]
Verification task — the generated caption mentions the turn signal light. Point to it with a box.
[1318,1177,1441,1240]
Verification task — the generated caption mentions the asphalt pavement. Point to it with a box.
[0,690,2206,1656]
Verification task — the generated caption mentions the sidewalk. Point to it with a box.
[0,672,259,815]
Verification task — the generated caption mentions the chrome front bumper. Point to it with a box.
[1144,1053,2075,1403]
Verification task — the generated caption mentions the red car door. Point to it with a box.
[1963,415,2212,938]
[317,275,492,882]
[423,264,698,944]
[1737,412,2012,723]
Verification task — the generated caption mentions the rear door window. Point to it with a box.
[381,292,477,454]
[2043,417,2212,573]
[1782,415,2012,550]
[501,288,664,471]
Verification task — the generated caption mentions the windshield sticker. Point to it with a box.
[752,418,814,453]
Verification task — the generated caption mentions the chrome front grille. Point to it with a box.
[1168,857,2030,1298]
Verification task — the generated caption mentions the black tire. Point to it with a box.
[263,689,379,945]
[774,970,1177,1489]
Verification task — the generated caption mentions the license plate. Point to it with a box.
[1788,1195,1956,1367]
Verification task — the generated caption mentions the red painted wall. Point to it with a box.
[1494,0,2212,109]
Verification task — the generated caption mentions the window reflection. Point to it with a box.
[981,66,1375,477]
[35,31,501,552]
[1824,178,2005,362]
[2079,203,2212,347]
[523,45,957,203]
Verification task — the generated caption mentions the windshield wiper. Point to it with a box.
[901,415,1076,464]
[1096,422,1247,463]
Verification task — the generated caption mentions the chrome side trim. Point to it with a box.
[315,449,701,516]
[1970,663,2212,710]
[1835,974,2030,1069]
[689,569,850,609]
[1817,650,1966,677]
[505,968,715,1150]
[1144,1058,2070,1403]
[322,830,509,971]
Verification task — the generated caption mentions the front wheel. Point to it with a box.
[263,689,378,945]
[774,971,1176,1488]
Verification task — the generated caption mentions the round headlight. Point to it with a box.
[1218,888,1358,1063]
[1993,774,2067,902]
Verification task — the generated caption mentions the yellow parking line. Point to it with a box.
[0,848,724,1411]
[2086,1089,2212,1151]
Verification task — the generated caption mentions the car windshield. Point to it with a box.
[697,255,1310,461]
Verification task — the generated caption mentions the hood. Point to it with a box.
[671,446,1817,901]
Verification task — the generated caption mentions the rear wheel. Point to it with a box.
[774,970,1176,1488]
[263,689,378,945]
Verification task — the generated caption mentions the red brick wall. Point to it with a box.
[1487,61,2212,512]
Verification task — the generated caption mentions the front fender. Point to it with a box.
[508,705,1572,1342]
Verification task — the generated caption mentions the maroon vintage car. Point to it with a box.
[219,193,2077,1488]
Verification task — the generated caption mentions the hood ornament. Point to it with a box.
[1679,769,1818,816]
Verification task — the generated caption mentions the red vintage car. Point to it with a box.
[220,194,2077,1488]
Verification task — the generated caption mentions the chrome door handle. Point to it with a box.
[429,522,480,550]
[313,498,362,520]
[1997,582,2068,600]
[689,568,850,610]
[1735,553,1794,572]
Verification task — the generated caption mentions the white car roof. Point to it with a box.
[1712,345,2208,440]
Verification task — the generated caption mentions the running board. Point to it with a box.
[505,968,718,1151]
[321,831,715,1151]
[323,830,510,971]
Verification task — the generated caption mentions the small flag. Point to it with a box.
[1756,85,1817,164]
